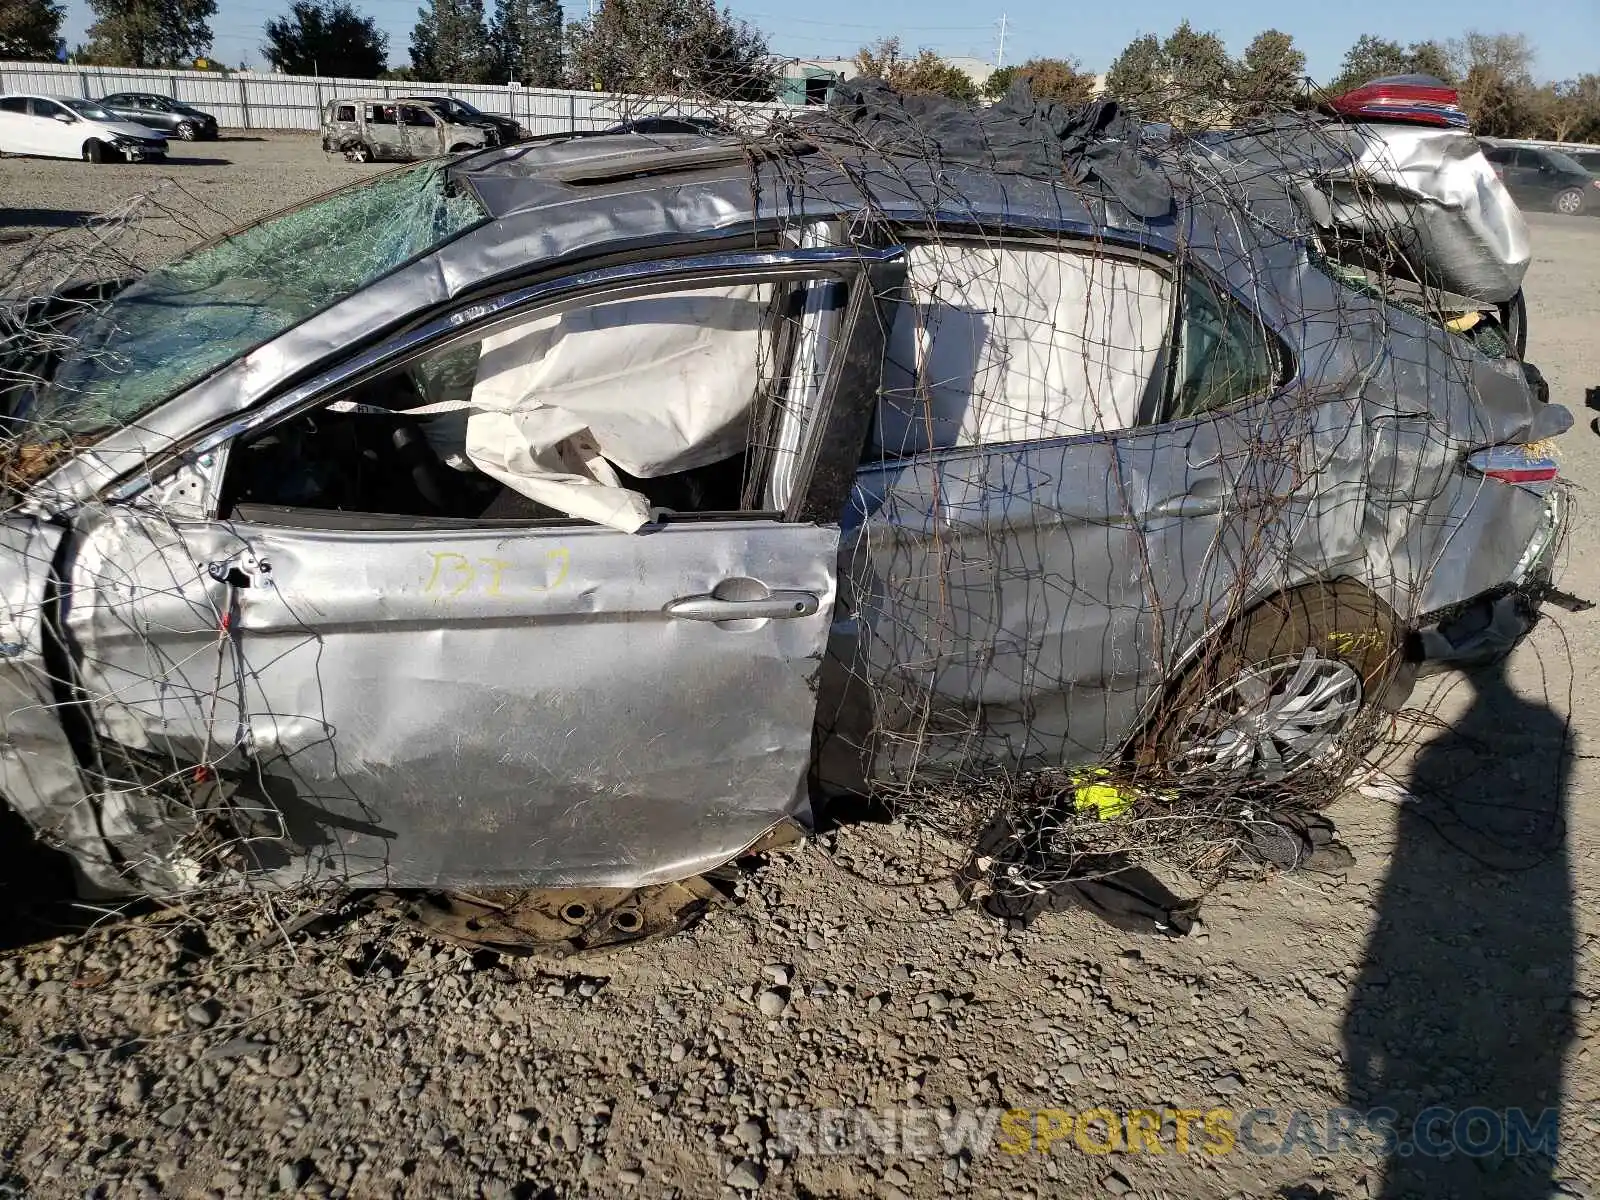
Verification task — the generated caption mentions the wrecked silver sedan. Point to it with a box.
[0,93,1573,911]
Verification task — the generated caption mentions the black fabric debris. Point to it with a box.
[824,78,1175,221]
[1241,811,1355,872]
[962,812,1198,937]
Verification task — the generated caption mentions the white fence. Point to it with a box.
[0,60,787,134]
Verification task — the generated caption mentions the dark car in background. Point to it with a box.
[98,93,218,141]
[1481,142,1600,215]
[603,115,733,137]
[398,95,524,145]
[1567,147,1600,178]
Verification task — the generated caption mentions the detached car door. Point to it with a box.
[63,247,896,891]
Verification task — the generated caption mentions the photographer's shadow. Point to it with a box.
[1343,652,1576,1198]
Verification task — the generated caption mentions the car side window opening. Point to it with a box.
[30,99,68,119]
[334,104,356,122]
[870,241,1174,458]
[1169,270,1279,421]
[219,276,842,533]
[401,106,435,127]
[0,97,27,114]
[368,104,397,125]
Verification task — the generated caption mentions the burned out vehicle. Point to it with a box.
[398,95,524,145]
[0,79,1572,915]
[320,98,494,163]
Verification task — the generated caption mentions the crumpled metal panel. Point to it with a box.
[1189,120,1530,303]
[820,183,1564,787]
[58,510,838,893]
[0,519,93,856]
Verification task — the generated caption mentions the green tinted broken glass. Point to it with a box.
[33,164,486,435]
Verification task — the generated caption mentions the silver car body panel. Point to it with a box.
[6,132,1571,891]
[57,506,839,891]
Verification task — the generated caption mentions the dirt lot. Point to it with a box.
[2,137,1600,1200]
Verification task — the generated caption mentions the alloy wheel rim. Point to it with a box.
[1171,649,1364,782]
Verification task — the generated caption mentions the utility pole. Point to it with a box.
[995,12,1007,68]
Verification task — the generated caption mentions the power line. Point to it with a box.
[732,10,996,31]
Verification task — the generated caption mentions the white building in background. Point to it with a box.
[774,55,1107,106]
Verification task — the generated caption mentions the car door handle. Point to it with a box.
[664,591,819,621]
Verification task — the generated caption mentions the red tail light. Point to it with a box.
[1328,74,1471,129]
[1467,445,1560,491]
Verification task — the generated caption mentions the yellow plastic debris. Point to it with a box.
[1444,311,1482,333]
[1071,768,1134,820]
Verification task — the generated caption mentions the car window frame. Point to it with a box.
[1161,263,1290,424]
[864,229,1185,461]
[186,245,905,532]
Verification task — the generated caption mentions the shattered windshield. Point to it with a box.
[28,163,486,435]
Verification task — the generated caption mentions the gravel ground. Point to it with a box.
[2,140,1600,1200]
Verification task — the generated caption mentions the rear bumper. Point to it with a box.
[1411,484,1570,668]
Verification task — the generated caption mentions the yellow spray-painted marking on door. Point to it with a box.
[423,547,570,599]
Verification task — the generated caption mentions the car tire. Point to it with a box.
[349,143,373,163]
[1554,188,1586,216]
[1136,581,1411,784]
[175,120,198,141]
[82,139,107,164]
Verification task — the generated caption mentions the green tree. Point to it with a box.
[984,55,1095,105]
[569,0,773,100]
[0,0,65,60]
[409,0,493,83]
[1448,31,1536,136]
[1235,29,1305,111]
[84,0,216,67]
[1407,40,1454,83]
[490,0,562,86]
[852,37,976,102]
[263,0,387,77]
[1104,23,1233,127]
[1534,74,1600,142]
[1330,34,1459,94]
[1163,20,1233,126]
[982,63,1017,100]
[1104,32,1163,115]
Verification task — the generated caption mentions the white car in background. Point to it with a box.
[0,94,167,163]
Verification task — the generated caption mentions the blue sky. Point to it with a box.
[60,0,1599,83]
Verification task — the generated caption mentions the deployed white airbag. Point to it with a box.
[464,284,774,531]
[874,243,1173,455]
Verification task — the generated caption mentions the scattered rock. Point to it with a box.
[186,1000,220,1028]
[757,989,790,1019]
[269,1053,304,1080]
[727,1159,765,1190]
[277,1159,309,1191]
